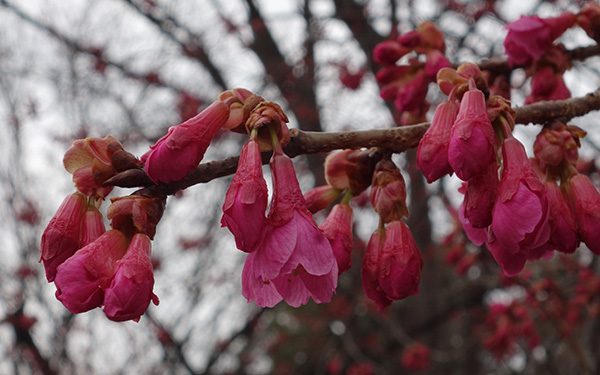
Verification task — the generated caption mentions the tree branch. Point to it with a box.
[106,88,600,194]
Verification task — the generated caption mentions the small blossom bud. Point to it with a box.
[107,189,166,239]
[141,100,230,183]
[304,185,341,214]
[245,101,290,150]
[324,150,355,190]
[320,203,354,275]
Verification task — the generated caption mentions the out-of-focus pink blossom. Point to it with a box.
[394,70,429,113]
[448,87,497,181]
[525,67,570,104]
[373,40,411,65]
[424,50,451,79]
[320,203,354,275]
[504,13,576,66]
[221,137,268,252]
[567,173,600,254]
[242,152,338,308]
[577,2,600,42]
[401,343,431,371]
[362,221,423,310]
[104,233,159,322]
[54,230,128,314]
[141,100,230,183]
[417,99,459,183]
[40,193,86,282]
[490,137,550,273]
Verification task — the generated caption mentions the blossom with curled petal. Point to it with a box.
[103,233,159,322]
[241,151,338,307]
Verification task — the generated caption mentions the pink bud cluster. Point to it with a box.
[373,21,451,115]
[41,138,164,322]
[417,61,600,277]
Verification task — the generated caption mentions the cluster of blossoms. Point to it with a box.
[373,22,451,118]
[503,3,600,104]
[415,59,600,276]
[41,137,163,321]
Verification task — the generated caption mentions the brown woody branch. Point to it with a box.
[107,89,600,195]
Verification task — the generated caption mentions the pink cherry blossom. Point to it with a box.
[525,67,570,104]
[103,233,159,322]
[54,230,128,314]
[567,173,600,254]
[447,87,497,181]
[458,203,488,247]
[40,193,86,282]
[362,221,423,310]
[545,179,579,254]
[417,99,459,183]
[504,13,576,66]
[463,162,499,228]
[320,203,354,275]
[490,137,550,272]
[221,137,268,252]
[241,152,338,307]
[141,100,230,183]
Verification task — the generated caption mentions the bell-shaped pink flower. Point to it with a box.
[40,193,86,282]
[241,152,338,308]
[417,99,459,183]
[541,180,579,254]
[54,230,128,314]
[486,231,527,277]
[491,137,550,265]
[504,13,576,66]
[362,221,423,310]
[221,137,268,252]
[463,162,499,228]
[103,233,159,322]
[567,173,600,254]
[141,100,230,183]
[370,159,409,223]
[448,87,497,181]
[81,204,106,247]
[320,203,354,275]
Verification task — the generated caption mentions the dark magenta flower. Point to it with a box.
[103,233,159,322]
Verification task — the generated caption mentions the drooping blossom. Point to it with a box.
[458,203,488,247]
[503,13,576,66]
[370,159,409,223]
[463,162,499,228]
[242,151,338,308]
[304,185,341,214]
[447,85,497,181]
[566,173,600,254]
[490,137,551,274]
[545,179,579,254]
[104,233,159,322]
[221,137,268,252]
[417,98,459,183]
[320,203,354,275]
[362,221,423,310]
[141,100,230,183]
[54,230,128,314]
[40,193,86,282]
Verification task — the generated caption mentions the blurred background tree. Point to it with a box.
[1,0,600,374]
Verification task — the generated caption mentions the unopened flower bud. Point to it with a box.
[370,159,409,223]
[304,185,341,213]
[107,189,166,239]
[245,101,290,150]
